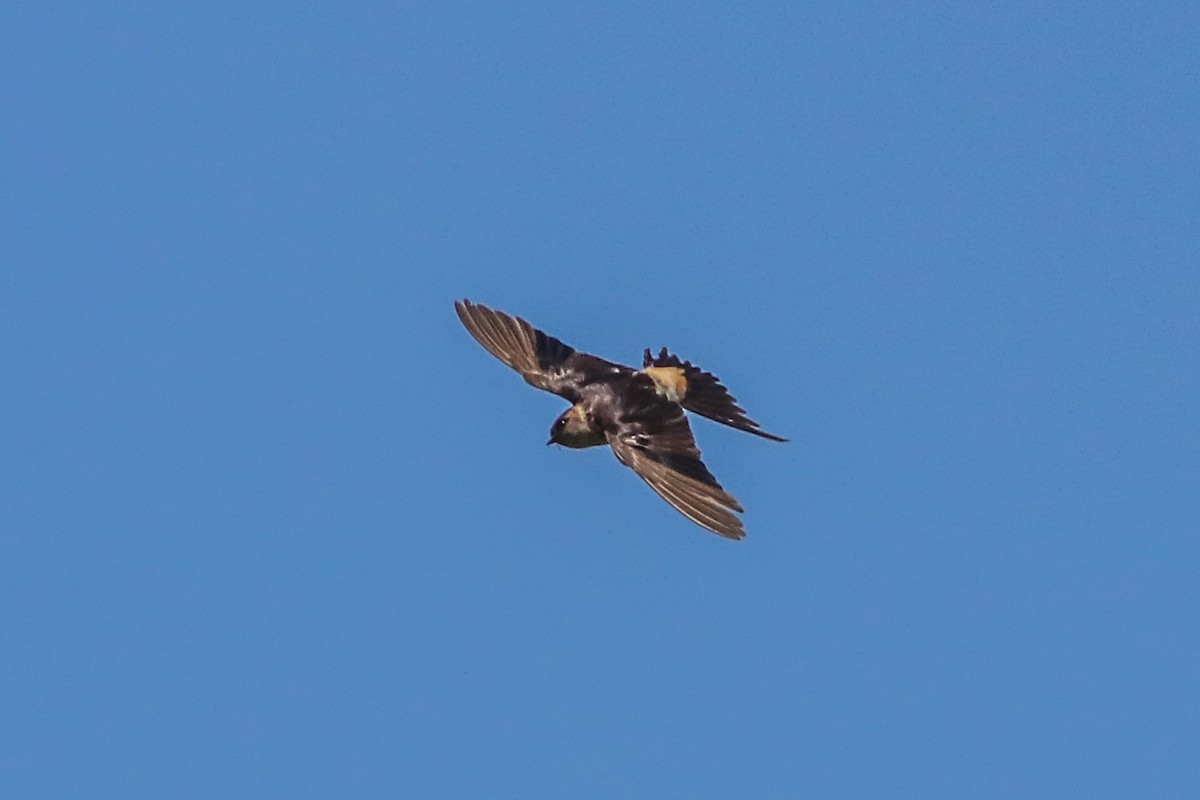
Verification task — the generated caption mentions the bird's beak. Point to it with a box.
[546,437,555,446]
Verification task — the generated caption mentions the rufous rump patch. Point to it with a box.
[643,366,688,402]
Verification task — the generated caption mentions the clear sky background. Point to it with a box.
[3,3,1197,798]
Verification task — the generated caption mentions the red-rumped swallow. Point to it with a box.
[455,299,786,539]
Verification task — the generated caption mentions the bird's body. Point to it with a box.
[454,299,785,539]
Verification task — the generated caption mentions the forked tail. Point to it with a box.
[642,347,787,442]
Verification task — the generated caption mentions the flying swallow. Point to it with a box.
[454,299,786,539]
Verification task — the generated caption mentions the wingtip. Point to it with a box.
[709,520,747,540]
[453,298,470,324]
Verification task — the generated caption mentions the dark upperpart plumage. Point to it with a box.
[454,299,785,539]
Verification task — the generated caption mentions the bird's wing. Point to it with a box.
[642,347,787,442]
[455,299,587,399]
[607,385,746,539]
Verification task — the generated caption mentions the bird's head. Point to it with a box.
[548,405,605,449]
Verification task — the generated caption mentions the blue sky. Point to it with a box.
[3,3,1197,797]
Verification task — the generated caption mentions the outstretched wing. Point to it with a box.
[642,347,787,442]
[608,383,746,539]
[455,299,586,399]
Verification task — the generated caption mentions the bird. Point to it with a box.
[454,299,786,539]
